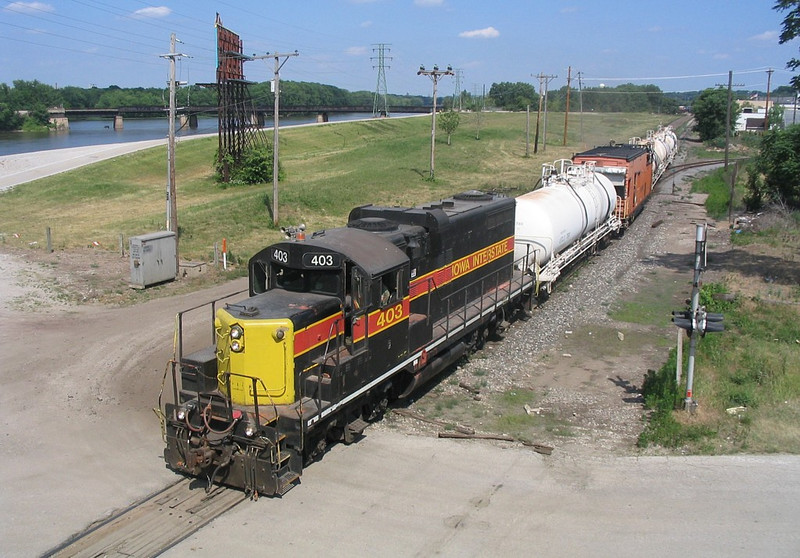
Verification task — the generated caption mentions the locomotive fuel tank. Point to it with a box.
[514,161,617,268]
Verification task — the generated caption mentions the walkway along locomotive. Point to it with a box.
[160,127,677,497]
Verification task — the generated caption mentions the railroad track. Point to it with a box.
[44,479,246,557]
[660,157,749,184]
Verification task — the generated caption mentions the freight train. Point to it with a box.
[160,126,677,497]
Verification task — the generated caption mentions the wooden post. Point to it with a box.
[46,227,52,253]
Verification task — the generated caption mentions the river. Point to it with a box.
[0,113,373,157]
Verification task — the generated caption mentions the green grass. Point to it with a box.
[1,112,670,262]
[638,282,800,453]
[609,270,686,328]
[690,167,741,219]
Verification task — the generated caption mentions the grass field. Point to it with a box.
[0,111,671,263]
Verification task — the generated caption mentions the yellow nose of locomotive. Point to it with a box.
[215,309,295,406]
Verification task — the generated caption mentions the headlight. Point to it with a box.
[230,325,244,340]
[244,422,257,437]
[231,339,243,352]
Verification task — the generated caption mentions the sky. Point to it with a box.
[1,0,797,96]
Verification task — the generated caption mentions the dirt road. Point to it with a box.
[0,145,798,556]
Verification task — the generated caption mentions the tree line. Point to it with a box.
[2,78,695,132]
[0,79,434,131]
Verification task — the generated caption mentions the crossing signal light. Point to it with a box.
[702,312,725,334]
[671,310,693,332]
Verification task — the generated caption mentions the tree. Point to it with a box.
[775,1,800,90]
[0,103,23,131]
[768,103,786,130]
[488,82,538,111]
[745,124,800,209]
[691,88,740,142]
[438,110,460,145]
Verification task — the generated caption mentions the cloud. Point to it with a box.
[415,0,444,6]
[459,26,499,39]
[4,1,55,14]
[361,20,373,28]
[131,6,171,19]
[346,46,368,56]
[713,53,730,60]
[560,6,577,13]
[749,30,778,42]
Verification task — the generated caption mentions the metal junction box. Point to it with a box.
[129,231,177,289]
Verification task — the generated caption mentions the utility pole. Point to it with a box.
[160,33,187,276]
[533,72,557,153]
[371,44,391,117]
[577,71,584,148]
[563,66,571,146]
[764,68,774,131]
[417,64,453,180]
[717,70,742,221]
[525,104,530,157]
[253,50,298,225]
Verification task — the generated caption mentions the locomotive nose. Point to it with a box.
[215,310,296,406]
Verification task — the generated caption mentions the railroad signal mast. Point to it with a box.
[671,223,725,411]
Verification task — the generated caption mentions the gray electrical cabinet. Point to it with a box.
[129,231,177,289]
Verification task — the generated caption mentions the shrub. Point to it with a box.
[214,144,282,185]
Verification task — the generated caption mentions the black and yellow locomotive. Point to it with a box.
[163,190,534,496]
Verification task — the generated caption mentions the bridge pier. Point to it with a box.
[114,114,124,130]
[179,114,198,129]
[50,116,69,131]
[48,107,69,130]
[316,112,329,123]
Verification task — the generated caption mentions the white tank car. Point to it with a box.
[632,126,678,180]
[514,161,617,269]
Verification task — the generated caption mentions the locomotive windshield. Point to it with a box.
[273,265,342,296]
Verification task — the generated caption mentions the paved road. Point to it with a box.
[163,432,800,557]
[0,139,171,192]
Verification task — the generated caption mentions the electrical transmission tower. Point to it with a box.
[453,68,464,111]
[372,44,391,117]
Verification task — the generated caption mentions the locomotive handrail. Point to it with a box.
[440,260,516,341]
[173,289,248,366]
[316,318,343,418]
[221,371,276,430]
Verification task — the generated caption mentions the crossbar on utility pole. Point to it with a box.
[418,64,453,180]
[253,50,298,225]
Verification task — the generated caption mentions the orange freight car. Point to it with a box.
[572,143,653,225]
